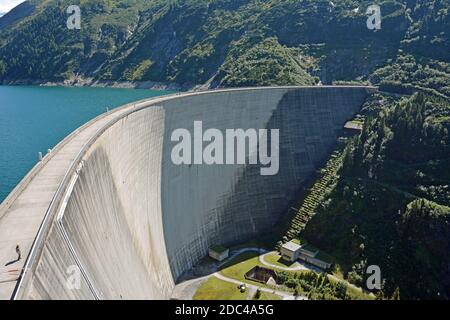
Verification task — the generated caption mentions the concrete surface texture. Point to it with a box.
[0,87,374,300]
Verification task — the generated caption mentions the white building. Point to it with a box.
[208,246,229,262]
[280,241,302,262]
[280,241,332,270]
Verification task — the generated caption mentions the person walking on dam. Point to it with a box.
[16,245,21,261]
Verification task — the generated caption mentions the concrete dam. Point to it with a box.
[0,86,375,300]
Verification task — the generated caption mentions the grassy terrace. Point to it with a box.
[194,277,248,300]
[194,277,281,300]
[194,252,373,300]
[219,252,283,287]
[194,250,285,300]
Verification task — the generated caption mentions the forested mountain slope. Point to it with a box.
[297,93,450,300]
[0,0,449,92]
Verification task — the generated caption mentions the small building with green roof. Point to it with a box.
[209,245,229,262]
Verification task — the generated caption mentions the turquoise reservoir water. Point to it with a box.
[0,85,173,203]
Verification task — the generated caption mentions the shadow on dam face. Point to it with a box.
[14,87,374,300]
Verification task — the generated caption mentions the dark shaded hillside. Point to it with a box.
[300,93,450,299]
[0,0,449,91]
[1,0,450,301]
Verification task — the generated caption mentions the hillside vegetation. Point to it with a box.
[298,93,450,300]
[0,0,449,92]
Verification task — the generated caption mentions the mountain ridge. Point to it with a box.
[0,0,449,93]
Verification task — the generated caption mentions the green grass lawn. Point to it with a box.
[216,250,372,300]
[219,251,262,283]
[257,291,282,300]
[193,277,247,300]
[193,277,282,300]
[219,251,296,294]
[326,273,375,300]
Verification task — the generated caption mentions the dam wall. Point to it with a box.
[16,87,373,300]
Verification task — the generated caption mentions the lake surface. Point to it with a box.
[0,85,174,203]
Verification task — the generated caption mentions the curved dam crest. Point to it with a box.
[1,87,375,300]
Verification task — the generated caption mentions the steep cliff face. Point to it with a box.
[0,0,449,92]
